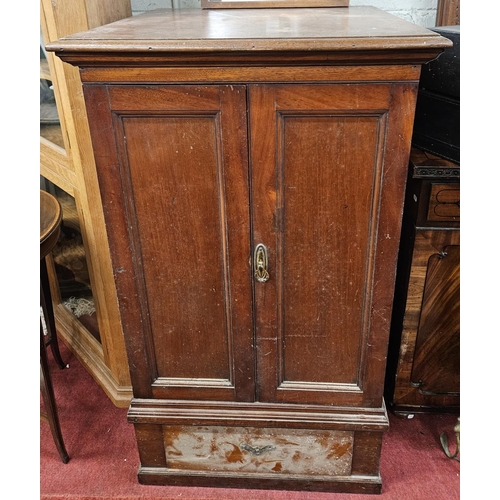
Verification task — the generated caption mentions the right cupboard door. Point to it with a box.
[249,83,417,407]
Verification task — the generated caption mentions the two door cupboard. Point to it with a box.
[47,6,451,493]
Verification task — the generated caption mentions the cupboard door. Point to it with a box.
[410,243,460,396]
[250,83,417,407]
[84,85,255,402]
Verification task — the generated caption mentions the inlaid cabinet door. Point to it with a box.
[392,229,460,409]
[410,244,460,395]
[83,84,255,402]
[249,83,418,407]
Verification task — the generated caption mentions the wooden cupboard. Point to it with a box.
[47,7,451,493]
[385,148,460,415]
[40,0,133,407]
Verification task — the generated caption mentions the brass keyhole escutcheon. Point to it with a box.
[254,244,269,283]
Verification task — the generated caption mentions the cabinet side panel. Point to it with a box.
[361,83,419,406]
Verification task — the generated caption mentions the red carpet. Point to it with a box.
[41,342,460,500]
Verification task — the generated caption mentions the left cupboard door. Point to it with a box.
[83,85,255,402]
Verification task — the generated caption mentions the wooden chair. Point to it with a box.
[40,189,70,463]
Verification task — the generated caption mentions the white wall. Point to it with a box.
[351,0,438,27]
[130,0,439,27]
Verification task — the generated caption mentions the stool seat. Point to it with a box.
[40,189,70,464]
[41,190,62,259]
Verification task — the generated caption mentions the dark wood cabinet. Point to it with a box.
[386,148,460,415]
[47,7,451,494]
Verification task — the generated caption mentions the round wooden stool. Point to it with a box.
[40,189,70,463]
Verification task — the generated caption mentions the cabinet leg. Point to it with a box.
[40,257,68,370]
[40,320,70,464]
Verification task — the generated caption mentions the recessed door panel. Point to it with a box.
[279,114,380,386]
[120,115,229,380]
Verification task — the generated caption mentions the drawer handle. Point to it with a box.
[240,443,275,455]
[254,244,269,283]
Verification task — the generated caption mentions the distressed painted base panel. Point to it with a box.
[163,425,353,476]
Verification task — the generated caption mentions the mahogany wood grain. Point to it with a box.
[427,184,460,221]
[202,0,349,8]
[436,0,460,26]
[410,245,459,394]
[128,399,389,431]
[79,65,421,84]
[48,6,452,493]
[133,423,167,468]
[137,467,382,493]
[58,49,445,68]
[386,148,460,414]
[47,7,451,67]
[250,83,411,407]
[392,230,460,410]
[47,7,444,44]
[351,431,383,476]
[85,84,254,402]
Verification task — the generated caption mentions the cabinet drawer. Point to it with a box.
[427,183,460,222]
[163,425,353,476]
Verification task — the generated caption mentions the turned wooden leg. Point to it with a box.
[40,257,68,370]
[40,320,70,464]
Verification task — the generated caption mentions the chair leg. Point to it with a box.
[40,320,70,464]
[40,256,68,370]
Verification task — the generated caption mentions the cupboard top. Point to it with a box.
[46,7,452,67]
